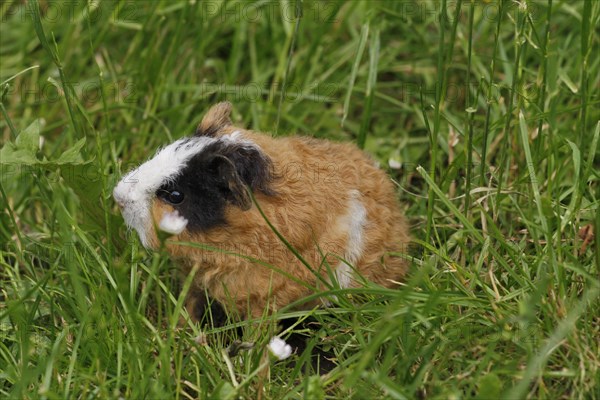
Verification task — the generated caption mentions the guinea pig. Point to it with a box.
[113,102,410,322]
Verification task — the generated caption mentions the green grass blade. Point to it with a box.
[275,0,302,135]
[357,28,379,149]
[518,111,549,236]
[341,22,369,127]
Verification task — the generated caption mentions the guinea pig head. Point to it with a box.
[113,102,274,248]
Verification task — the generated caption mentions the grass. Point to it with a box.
[1,0,599,398]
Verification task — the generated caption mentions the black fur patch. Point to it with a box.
[157,138,275,232]
[190,290,230,327]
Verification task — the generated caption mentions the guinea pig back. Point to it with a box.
[113,102,410,320]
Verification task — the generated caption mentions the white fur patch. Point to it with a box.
[158,210,188,235]
[334,190,367,288]
[113,132,257,248]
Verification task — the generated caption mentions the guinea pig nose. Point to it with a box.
[113,186,125,208]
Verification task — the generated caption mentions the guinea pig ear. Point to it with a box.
[196,102,233,137]
[210,154,252,211]
[223,145,275,197]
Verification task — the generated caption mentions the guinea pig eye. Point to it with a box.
[157,189,185,205]
[168,191,184,204]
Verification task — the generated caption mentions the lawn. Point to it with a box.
[1,0,599,399]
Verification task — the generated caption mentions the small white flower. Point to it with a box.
[158,210,188,235]
[388,158,402,170]
[267,336,292,360]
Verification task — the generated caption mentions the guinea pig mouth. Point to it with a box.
[120,206,154,248]
[114,194,126,209]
